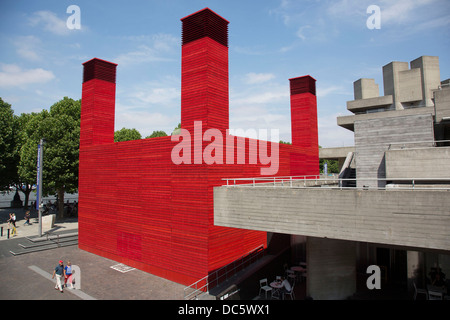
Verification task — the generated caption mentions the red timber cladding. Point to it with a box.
[181,9,229,133]
[78,8,319,287]
[289,76,319,176]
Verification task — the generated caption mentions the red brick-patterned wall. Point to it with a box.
[78,8,319,287]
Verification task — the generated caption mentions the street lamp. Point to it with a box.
[36,138,45,237]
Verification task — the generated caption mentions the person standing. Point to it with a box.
[64,261,73,289]
[52,260,65,293]
[24,211,31,225]
[8,213,17,236]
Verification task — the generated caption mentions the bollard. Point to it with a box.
[7,228,10,239]
[1,226,3,237]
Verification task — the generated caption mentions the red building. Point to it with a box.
[78,8,318,287]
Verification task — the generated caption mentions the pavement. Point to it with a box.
[0,207,186,300]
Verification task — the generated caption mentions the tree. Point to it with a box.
[0,98,19,191]
[146,130,167,138]
[20,97,81,218]
[15,112,40,209]
[114,127,142,142]
[318,146,339,174]
[44,97,81,218]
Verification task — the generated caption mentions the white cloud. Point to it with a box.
[0,64,55,87]
[115,34,178,66]
[231,83,288,106]
[380,0,435,25]
[14,35,42,61]
[114,107,177,137]
[243,72,276,85]
[318,113,354,148]
[296,25,311,40]
[326,0,448,28]
[134,87,180,105]
[316,85,346,98]
[29,10,70,36]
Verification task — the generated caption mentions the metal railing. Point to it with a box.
[184,244,265,300]
[222,176,450,191]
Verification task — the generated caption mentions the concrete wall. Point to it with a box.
[337,106,435,131]
[214,186,450,251]
[307,237,356,300]
[354,114,434,187]
[385,147,450,179]
[319,147,355,160]
[398,68,422,103]
[435,87,450,122]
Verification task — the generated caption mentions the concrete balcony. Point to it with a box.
[385,147,450,180]
[346,95,393,113]
[214,183,450,251]
[337,106,435,131]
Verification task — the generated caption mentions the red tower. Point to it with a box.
[78,8,319,288]
[181,8,229,133]
[289,76,319,175]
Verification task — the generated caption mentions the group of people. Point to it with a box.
[51,260,75,293]
[6,211,32,237]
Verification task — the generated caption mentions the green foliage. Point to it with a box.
[20,97,81,196]
[0,98,18,190]
[1,97,81,213]
[279,140,291,145]
[146,130,167,138]
[320,159,339,174]
[114,127,142,142]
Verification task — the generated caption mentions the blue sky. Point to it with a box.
[1,0,449,147]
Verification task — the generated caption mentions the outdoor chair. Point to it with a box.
[413,282,428,300]
[259,278,272,299]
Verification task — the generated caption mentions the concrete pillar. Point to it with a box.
[307,237,356,300]
[354,78,379,100]
[383,61,409,110]
[407,251,425,294]
[410,56,440,108]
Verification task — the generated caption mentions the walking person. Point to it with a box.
[52,260,65,293]
[24,211,31,225]
[8,213,17,236]
[64,261,74,289]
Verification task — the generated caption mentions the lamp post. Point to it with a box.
[36,138,45,237]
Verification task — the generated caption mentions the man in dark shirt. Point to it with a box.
[52,260,65,293]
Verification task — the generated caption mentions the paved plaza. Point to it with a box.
[0,208,186,300]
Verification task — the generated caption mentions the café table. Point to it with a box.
[270,280,283,299]
[291,266,306,273]
[291,266,306,282]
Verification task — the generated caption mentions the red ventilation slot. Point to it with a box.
[181,8,229,47]
[289,75,316,96]
[83,58,117,84]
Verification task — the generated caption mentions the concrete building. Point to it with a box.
[214,56,450,299]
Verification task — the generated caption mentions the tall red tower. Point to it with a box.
[181,8,229,134]
[289,76,319,175]
[80,58,117,148]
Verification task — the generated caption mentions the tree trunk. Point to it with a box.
[19,184,33,210]
[57,187,65,219]
[24,189,30,210]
